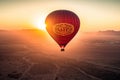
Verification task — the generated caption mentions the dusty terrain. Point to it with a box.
[0,30,120,80]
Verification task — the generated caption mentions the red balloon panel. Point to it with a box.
[45,10,80,48]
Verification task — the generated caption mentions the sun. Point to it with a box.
[33,15,46,31]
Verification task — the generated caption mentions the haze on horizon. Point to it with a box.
[0,0,120,32]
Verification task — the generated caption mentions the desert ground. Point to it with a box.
[0,30,120,80]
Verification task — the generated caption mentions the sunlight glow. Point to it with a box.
[33,15,46,31]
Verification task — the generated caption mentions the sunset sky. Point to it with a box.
[0,0,120,32]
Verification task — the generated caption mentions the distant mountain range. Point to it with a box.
[98,30,120,35]
[0,29,120,35]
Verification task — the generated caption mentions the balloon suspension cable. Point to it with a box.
[61,46,65,52]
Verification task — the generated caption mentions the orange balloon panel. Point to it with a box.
[45,10,80,51]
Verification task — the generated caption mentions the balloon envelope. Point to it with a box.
[45,10,80,51]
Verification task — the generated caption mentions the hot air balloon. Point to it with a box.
[45,10,80,51]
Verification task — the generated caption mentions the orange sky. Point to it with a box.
[0,0,120,32]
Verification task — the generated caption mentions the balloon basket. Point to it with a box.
[61,48,65,51]
[60,46,65,52]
